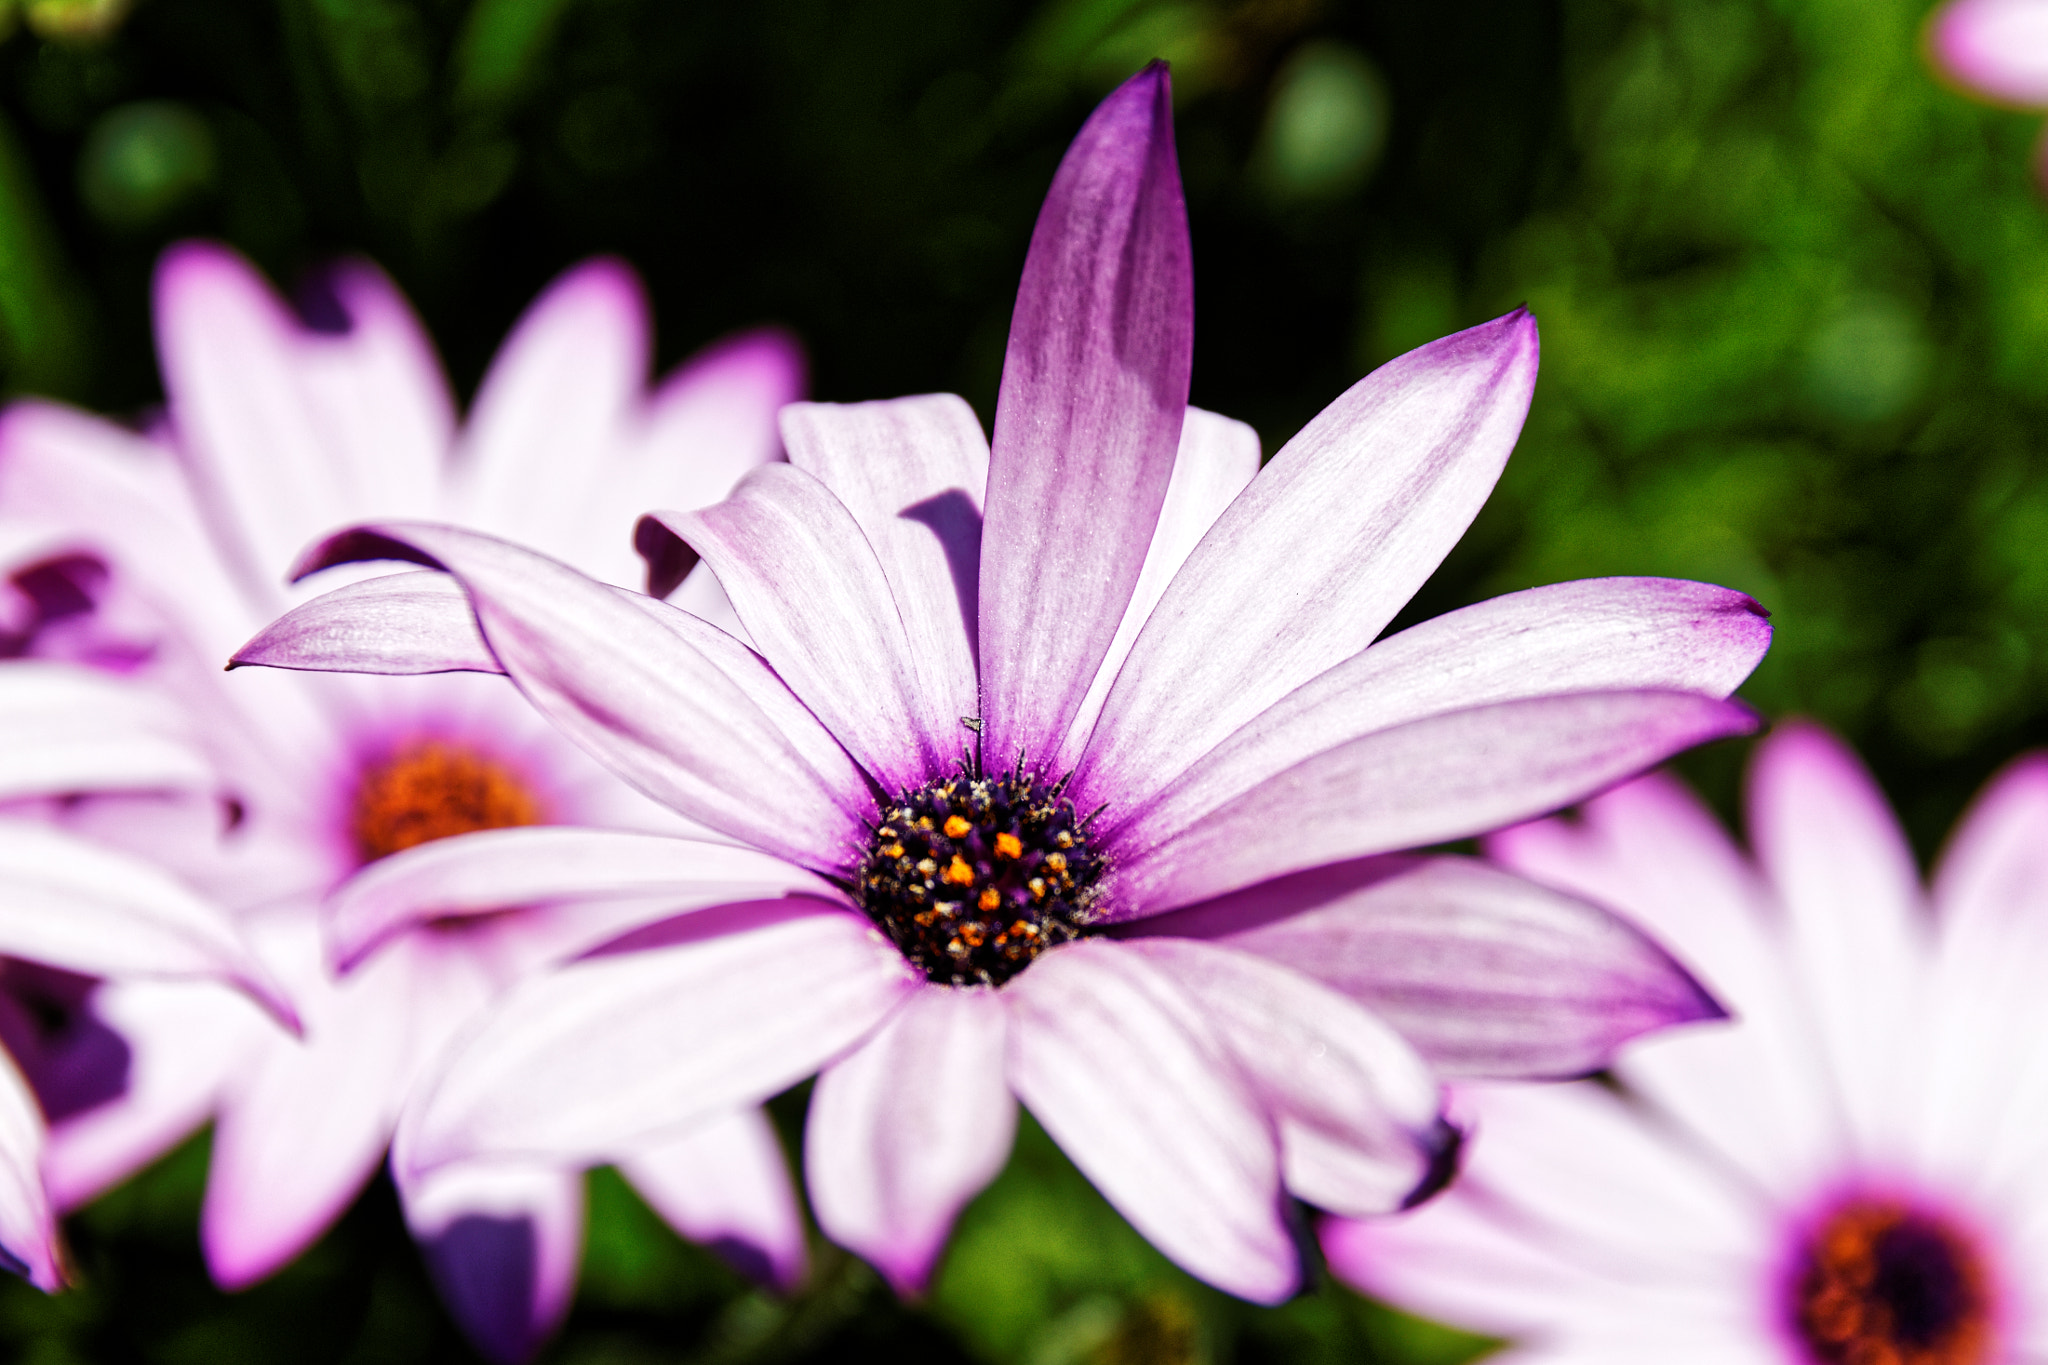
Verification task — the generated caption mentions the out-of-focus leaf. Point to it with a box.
[455,0,582,107]
[0,109,87,398]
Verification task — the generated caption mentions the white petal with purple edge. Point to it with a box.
[0,661,216,799]
[1120,937,1445,1218]
[647,464,938,790]
[398,1157,585,1365]
[1163,856,1720,1079]
[232,570,499,675]
[1101,577,1768,848]
[978,65,1191,772]
[807,985,1014,1296]
[1076,311,1539,817]
[1004,939,1296,1303]
[1110,688,1758,916]
[1055,407,1262,771]
[0,820,295,1025]
[622,1108,808,1293]
[324,827,832,971]
[285,523,870,872]
[0,1052,57,1290]
[781,395,988,741]
[400,907,917,1176]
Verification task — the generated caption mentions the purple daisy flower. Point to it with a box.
[240,63,1770,1302]
[1326,722,2048,1364]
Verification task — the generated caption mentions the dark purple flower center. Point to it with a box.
[350,741,544,865]
[1791,1197,1992,1365]
[854,763,1104,987]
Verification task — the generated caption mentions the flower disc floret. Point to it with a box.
[351,740,544,864]
[1791,1198,1992,1365]
[855,763,1104,987]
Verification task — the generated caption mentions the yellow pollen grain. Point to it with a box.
[993,832,1023,860]
[1044,851,1068,873]
[978,887,1001,912]
[942,855,976,886]
[958,923,985,947]
[881,843,905,860]
[1028,877,1047,899]
[916,857,938,876]
[943,815,972,838]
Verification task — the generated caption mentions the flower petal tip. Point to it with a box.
[286,526,442,583]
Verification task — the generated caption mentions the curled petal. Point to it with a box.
[232,570,499,675]
[325,828,833,971]
[1109,689,1760,917]
[1004,939,1296,1303]
[807,986,1014,1296]
[1150,856,1722,1079]
[1077,310,1540,817]
[400,906,916,1176]
[281,522,870,873]
[398,1158,585,1365]
[622,1108,808,1293]
[1123,938,1448,1217]
[979,63,1192,771]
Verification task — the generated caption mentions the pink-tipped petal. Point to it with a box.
[398,1158,585,1365]
[231,570,500,675]
[1056,407,1263,770]
[979,64,1192,771]
[1123,938,1446,1217]
[43,978,270,1211]
[780,395,989,744]
[1004,939,1296,1303]
[286,522,869,873]
[645,463,938,790]
[204,923,487,1290]
[621,1108,808,1293]
[0,821,296,1026]
[1110,689,1759,917]
[447,259,649,558]
[1748,722,1927,1155]
[1158,856,1721,1079]
[401,907,916,1177]
[1076,311,1540,815]
[0,661,216,799]
[0,1052,58,1290]
[1103,578,1769,850]
[806,985,1014,1297]
[325,827,832,971]
[1932,0,2048,105]
[155,243,448,593]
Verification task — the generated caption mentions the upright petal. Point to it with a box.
[324,827,833,970]
[155,243,447,592]
[1055,407,1262,770]
[1150,856,1721,1079]
[399,1158,584,1365]
[1109,689,1758,916]
[1122,938,1447,1217]
[806,986,1014,1296]
[1099,578,1768,847]
[399,906,916,1176]
[1933,0,2048,105]
[979,64,1191,770]
[0,1051,58,1290]
[1076,312,1539,817]
[284,524,870,872]
[781,395,989,743]
[1004,939,1296,1303]
[447,259,648,556]
[646,464,936,790]
[620,1108,808,1292]
[1748,723,1927,1157]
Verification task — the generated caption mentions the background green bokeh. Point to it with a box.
[0,0,2038,1360]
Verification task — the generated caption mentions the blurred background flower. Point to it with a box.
[0,0,2041,1361]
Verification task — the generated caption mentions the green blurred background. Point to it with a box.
[0,0,2039,1359]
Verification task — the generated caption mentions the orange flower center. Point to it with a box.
[350,741,543,865]
[1792,1198,1993,1365]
